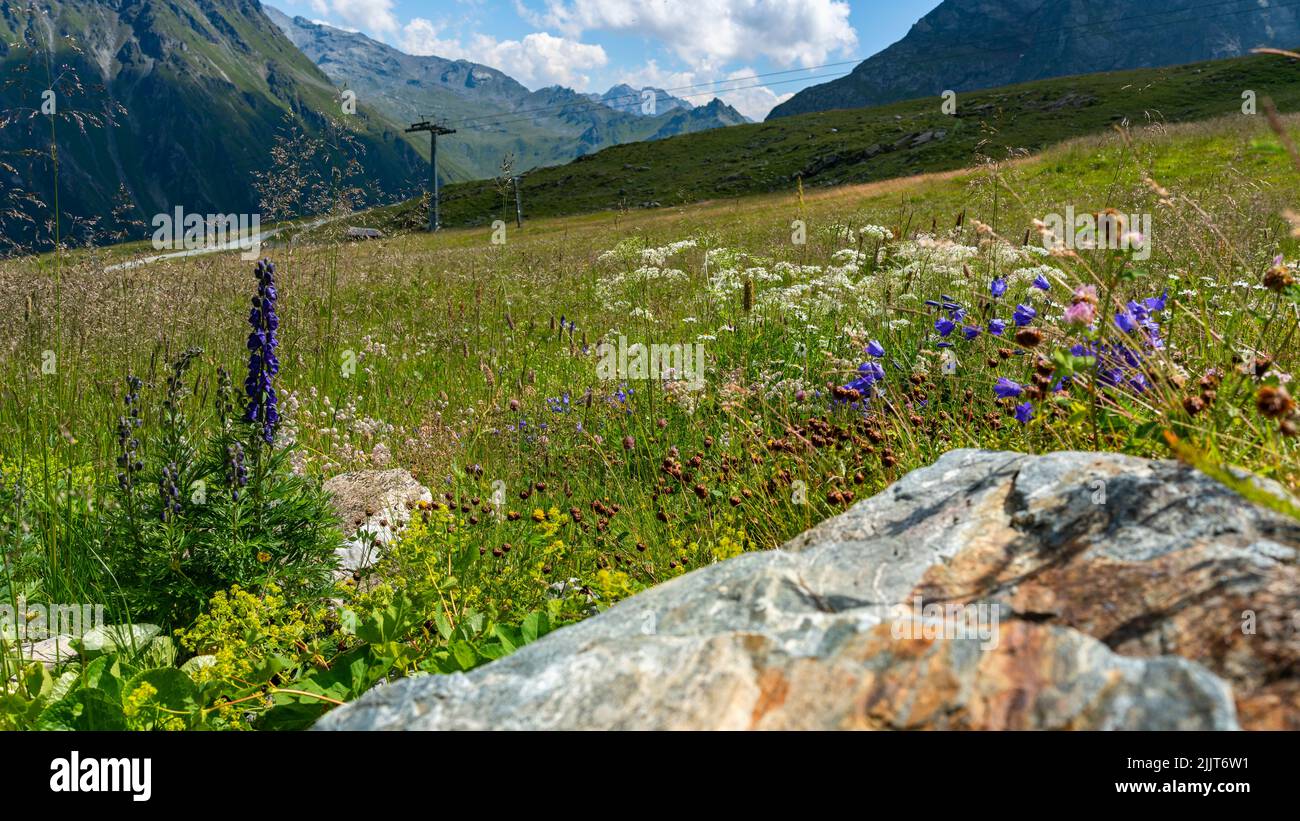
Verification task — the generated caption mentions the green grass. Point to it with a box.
[351,49,1300,233]
[1,103,1297,728]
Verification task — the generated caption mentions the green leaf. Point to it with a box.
[127,668,200,711]
[493,624,519,653]
[74,624,161,660]
[21,662,53,701]
[450,640,479,671]
[521,611,543,644]
[38,689,128,730]
[434,610,453,640]
[79,654,140,703]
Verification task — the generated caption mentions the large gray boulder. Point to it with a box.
[316,449,1300,730]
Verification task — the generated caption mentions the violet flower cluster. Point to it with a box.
[116,376,144,491]
[243,259,281,445]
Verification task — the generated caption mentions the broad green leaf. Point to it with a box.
[38,689,128,731]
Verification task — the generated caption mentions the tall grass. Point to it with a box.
[0,112,1296,640]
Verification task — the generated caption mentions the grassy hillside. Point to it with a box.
[0,0,422,251]
[369,49,1300,230]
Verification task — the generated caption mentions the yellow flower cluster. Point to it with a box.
[711,526,752,562]
[122,681,185,731]
[177,584,323,684]
[531,507,568,538]
[593,569,639,604]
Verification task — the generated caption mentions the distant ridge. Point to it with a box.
[770,0,1300,119]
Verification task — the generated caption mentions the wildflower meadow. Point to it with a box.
[1,106,1297,730]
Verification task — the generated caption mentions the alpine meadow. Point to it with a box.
[1,0,1298,756]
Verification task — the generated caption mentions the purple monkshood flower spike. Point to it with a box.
[866,340,885,358]
[1015,402,1034,424]
[994,377,1024,399]
[990,278,1008,299]
[243,258,281,446]
[1013,303,1037,327]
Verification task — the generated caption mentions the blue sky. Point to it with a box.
[272,0,943,119]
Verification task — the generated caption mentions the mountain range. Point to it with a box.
[265,8,745,182]
[585,84,694,116]
[770,0,1300,119]
[0,0,745,251]
[0,0,423,250]
[8,0,1299,252]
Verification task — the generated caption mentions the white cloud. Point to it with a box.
[526,0,857,68]
[311,19,360,33]
[400,21,607,90]
[399,18,465,57]
[619,60,793,120]
[311,0,399,34]
[712,71,794,121]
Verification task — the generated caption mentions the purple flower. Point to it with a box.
[1013,303,1037,327]
[1142,289,1168,312]
[225,442,247,501]
[990,277,1008,299]
[866,340,885,358]
[1014,402,1034,424]
[1114,307,1138,334]
[840,360,886,402]
[988,319,1007,336]
[935,317,956,337]
[963,325,981,341]
[1032,273,1051,291]
[159,462,182,523]
[1115,296,1164,342]
[1071,338,1156,395]
[857,361,885,383]
[994,377,1024,399]
[243,259,281,445]
[115,376,144,491]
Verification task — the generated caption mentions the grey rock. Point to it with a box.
[324,469,432,575]
[318,449,1300,731]
[12,635,79,669]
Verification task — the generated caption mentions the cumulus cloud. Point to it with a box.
[525,0,857,68]
[399,18,465,57]
[400,21,607,90]
[311,0,399,34]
